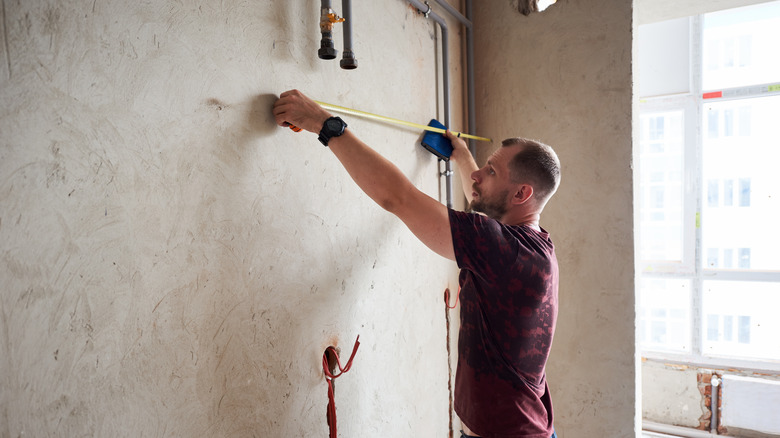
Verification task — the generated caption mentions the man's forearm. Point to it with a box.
[273,89,457,260]
[272,90,416,213]
[449,143,478,205]
[327,129,416,213]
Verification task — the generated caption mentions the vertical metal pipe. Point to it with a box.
[341,0,351,47]
[711,375,721,434]
[441,25,454,209]
[340,0,358,69]
[319,0,338,59]
[407,0,454,208]
[431,0,477,158]
[465,0,476,157]
[441,23,450,126]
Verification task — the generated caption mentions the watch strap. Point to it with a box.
[318,116,347,146]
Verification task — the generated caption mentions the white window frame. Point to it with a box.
[636,14,780,373]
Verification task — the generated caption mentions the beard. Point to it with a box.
[469,186,510,220]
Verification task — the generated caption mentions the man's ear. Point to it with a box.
[512,184,534,205]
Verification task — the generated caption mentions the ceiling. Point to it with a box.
[634,0,776,25]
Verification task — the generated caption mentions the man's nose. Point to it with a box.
[471,169,481,183]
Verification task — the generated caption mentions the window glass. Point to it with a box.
[707,109,719,138]
[707,180,719,207]
[702,2,780,90]
[723,248,734,268]
[637,17,690,96]
[738,178,751,207]
[638,278,691,352]
[702,280,780,360]
[637,1,780,370]
[702,96,780,271]
[638,111,685,262]
[723,179,733,206]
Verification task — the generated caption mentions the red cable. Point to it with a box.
[444,287,460,309]
[323,335,360,438]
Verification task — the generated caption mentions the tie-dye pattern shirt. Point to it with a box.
[449,209,558,438]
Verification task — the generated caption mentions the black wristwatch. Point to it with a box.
[318,116,347,146]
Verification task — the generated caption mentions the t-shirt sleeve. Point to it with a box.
[448,209,517,282]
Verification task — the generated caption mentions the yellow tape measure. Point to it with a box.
[312,100,492,143]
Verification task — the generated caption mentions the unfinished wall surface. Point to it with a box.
[641,361,708,428]
[0,1,465,436]
[642,360,780,436]
[474,0,636,436]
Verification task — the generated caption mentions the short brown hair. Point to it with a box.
[502,138,561,202]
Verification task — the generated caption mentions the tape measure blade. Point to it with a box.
[316,100,490,142]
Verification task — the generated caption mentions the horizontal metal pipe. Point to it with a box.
[643,421,718,438]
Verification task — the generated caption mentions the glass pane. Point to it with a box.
[701,95,780,271]
[723,248,734,268]
[702,1,780,90]
[637,17,690,97]
[702,280,780,361]
[638,278,691,352]
[638,111,685,263]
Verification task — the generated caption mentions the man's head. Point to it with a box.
[469,138,560,222]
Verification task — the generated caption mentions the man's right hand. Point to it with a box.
[445,130,470,160]
[272,89,332,134]
[445,130,479,204]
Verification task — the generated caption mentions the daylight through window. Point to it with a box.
[635,1,780,370]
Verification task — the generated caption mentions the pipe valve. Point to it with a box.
[318,1,357,68]
[320,9,345,33]
[327,13,345,25]
[318,7,340,60]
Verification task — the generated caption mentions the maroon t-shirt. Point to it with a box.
[449,209,558,438]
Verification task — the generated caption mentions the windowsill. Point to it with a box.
[641,353,780,375]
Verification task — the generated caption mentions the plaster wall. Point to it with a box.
[641,361,706,428]
[0,1,465,436]
[474,0,636,436]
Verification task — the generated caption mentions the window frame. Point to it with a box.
[635,13,780,373]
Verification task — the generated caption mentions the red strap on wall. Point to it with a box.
[323,335,360,438]
[444,287,460,309]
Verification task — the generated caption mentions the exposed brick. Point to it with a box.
[696,371,715,431]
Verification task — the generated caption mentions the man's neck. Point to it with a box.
[500,210,541,230]
[522,221,541,231]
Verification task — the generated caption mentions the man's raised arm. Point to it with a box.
[445,131,479,205]
[272,90,456,261]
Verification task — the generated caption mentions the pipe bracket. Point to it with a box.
[422,1,432,18]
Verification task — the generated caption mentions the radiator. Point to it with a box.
[721,375,780,435]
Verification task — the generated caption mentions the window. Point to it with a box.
[637,278,691,352]
[636,2,780,370]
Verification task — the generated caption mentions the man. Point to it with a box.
[273,90,560,438]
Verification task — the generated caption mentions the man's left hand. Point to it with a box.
[272,90,332,134]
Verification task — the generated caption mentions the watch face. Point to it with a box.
[319,117,346,146]
[325,118,343,132]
